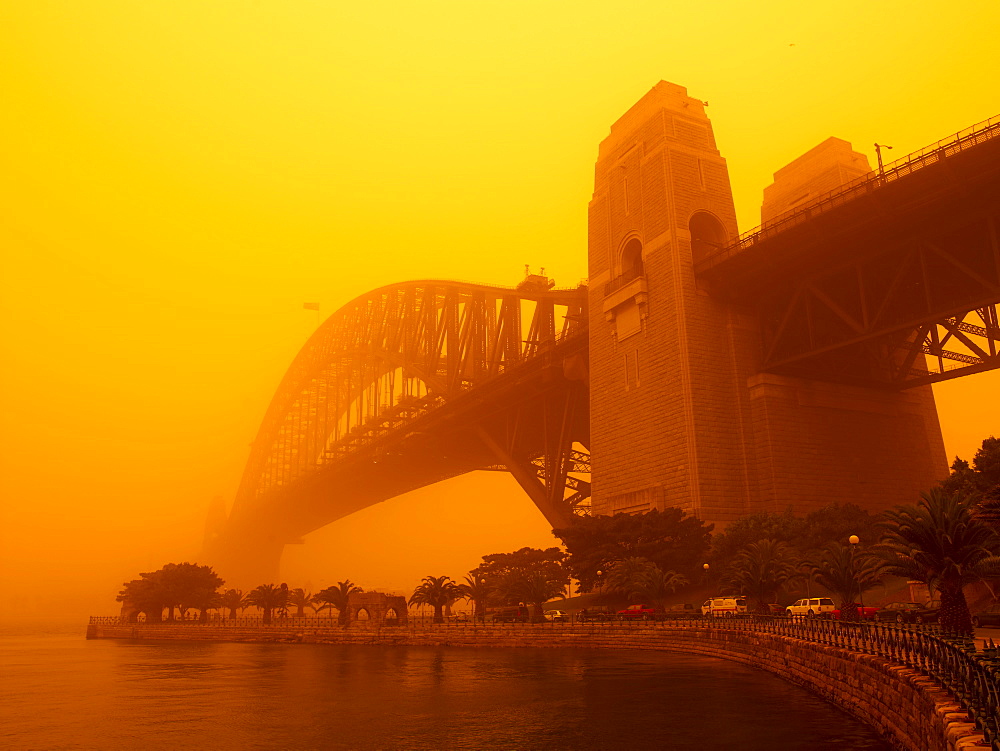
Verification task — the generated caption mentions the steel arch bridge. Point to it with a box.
[206,278,591,583]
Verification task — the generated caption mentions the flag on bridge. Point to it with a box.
[303,302,320,311]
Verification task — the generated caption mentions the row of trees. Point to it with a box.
[120,438,998,633]
[717,489,1000,631]
[118,572,366,626]
[406,547,571,623]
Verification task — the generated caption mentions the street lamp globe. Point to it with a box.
[849,535,860,545]
[703,563,710,572]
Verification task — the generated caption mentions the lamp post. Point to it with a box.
[874,143,893,177]
[849,535,864,617]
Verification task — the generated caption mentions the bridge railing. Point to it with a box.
[696,112,1000,272]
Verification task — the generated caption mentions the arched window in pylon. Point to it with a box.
[620,237,644,282]
[689,211,727,265]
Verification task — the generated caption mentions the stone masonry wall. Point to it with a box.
[587,81,948,528]
[88,622,984,751]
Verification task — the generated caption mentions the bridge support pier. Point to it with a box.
[204,531,285,590]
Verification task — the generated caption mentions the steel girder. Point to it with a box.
[230,280,590,526]
[757,212,1000,388]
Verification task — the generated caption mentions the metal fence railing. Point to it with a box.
[603,266,644,297]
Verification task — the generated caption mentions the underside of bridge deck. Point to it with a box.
[700,121,1000,389]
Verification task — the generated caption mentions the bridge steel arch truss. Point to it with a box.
[214,280,590,580]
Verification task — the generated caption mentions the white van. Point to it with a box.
[701,597,748,617]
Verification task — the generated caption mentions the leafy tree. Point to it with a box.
[554,509,712,592]
[187,589,223,622]
[471,547,568,605]
[160,563,224,621]
[116,562,224,623]
[286,588,314,617]
[315,580,363,627]
[409,575,463,624]
[725,539,800,614]
[877,489,1000,634]
[710,510,802,567]
[939,436,1000,533]
[495,571,567,622]
[798,505,880,557]
[220,589,249,620]
[457,574,493,623]
[117,575,166,623]
[807,543,885,621]
[246,583,288,625]
[470,548,569,621]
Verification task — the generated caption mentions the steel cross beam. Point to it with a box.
[883,304,1000,386]
[756,212,1000,388]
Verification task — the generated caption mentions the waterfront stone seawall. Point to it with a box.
[87,622,984,751]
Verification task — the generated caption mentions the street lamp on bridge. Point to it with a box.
[874,143,893,176]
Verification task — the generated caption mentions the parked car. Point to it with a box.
[491,606,529,623]
[617,604,658,620]
[664,603,699,619]
[971,604,1000,629]
[829,605,878,620]
[873,600,940,624]
[543,610,568,622]
[785,598,837,617]
[577,607,613,623]
[911,600,942,624]
[874,602,921,622]
[701,597,748,617]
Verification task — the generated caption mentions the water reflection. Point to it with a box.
[1,627,891,750]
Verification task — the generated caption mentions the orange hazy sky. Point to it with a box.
[2,1,998,616]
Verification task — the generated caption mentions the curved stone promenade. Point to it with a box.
[87,618,995,751]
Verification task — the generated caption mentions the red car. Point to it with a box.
[617,604,658,620]
[830,605,878,620]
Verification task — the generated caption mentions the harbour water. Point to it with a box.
[2,619,890,750]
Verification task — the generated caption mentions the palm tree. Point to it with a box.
[220,589,249,620]
[628,566,689,611]
[286,588,314,617]
[409,575,462,624]
[315,580,363,627]
[603,557,658,599]
[725,539,800,613]
[457,574,493,622]
[807,543,885,621]
[878,489,1000,634]
[246,583,288,625]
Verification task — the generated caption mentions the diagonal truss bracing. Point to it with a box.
[232,280,590,526]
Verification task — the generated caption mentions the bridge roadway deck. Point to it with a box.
[699,121,1000,301]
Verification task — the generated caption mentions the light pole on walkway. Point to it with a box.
[849,535,865,616]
